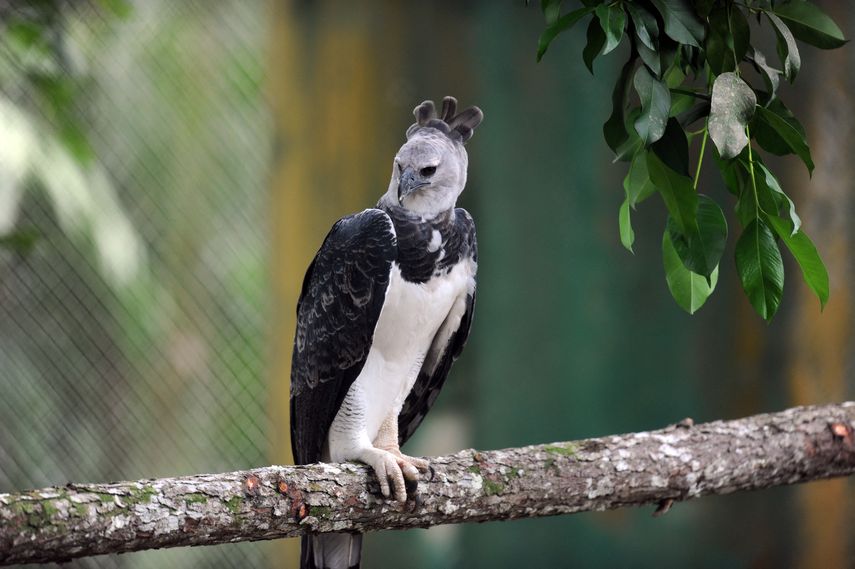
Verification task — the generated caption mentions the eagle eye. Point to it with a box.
[420,166,437,177]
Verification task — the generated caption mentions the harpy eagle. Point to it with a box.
[290,97,483,569]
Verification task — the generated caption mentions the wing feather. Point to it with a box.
[290,209,396,465]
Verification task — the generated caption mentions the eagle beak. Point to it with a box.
[398,167,429,204]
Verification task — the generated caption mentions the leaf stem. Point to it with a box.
[693,126,708,191]
[745,125,760,217]
[727,3,741,72]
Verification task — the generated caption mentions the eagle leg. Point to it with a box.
[371,414,430,499]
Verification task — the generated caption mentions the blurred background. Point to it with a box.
[0,1,853,568]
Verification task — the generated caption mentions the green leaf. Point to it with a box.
[626,3,659,50]
[708,72,756,159]
[603,57,637,155]
[751,98,804,153]
[767,12,801,82]
[633,66,671,145]
[718,150,783,230]
[737,170,777,229]
[773,1,847,50]
[613,106,644,162]
[704,4,748,75]
[651,117,690,176]
[596,3,627,55]
[658,37,679,80]
[669,91,694,117]
[613,134,643,163]
[735,219,785,321]
[637,41,661,76]
[663,59,685,88]
[682,44,702,71]
[755,162,801,234]
[677,101,710,128]
[648,151,698,235]
[722,150,784,230]
[749,48,781,98]
[6,21,49,55]
[766,216,829,309]
[96,0,133,17]
[754,105,814,174]
[0,228,40,254]
[619,198,635,252]
[705,6,731,75]
[650,0,705,47]
[663,230,719,314]
[768,98,804,132]
[541,0,562,25]
[729,6,750,64]
[537,6,592,61]
[667,195,728,278]
[30,75,95,165]
[715,146,749,197]
[692,0,715,18]
[624,149,656,206]
[582,18,606,74]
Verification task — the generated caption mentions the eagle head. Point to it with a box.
[383,97,483,217]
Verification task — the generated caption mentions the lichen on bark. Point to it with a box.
[1,402,854,566]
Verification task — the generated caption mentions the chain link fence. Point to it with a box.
[1,1,274,566]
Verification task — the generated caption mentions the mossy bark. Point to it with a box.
[2,402,854,565]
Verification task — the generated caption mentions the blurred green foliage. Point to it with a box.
[1,1,270,568]
[0,0,142,282]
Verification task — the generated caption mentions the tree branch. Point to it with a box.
[2,402,855,565]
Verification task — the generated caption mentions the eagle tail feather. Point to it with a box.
[301,533,362,569]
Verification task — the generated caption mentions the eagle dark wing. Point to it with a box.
[397,210,477,446]
[290,209,397,465]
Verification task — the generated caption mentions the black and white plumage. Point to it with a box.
[290,97,482,569]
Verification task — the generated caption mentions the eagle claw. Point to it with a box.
[361,448,430,503]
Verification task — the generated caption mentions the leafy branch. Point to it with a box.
[536,0,846,320]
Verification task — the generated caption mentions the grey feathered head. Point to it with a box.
[381,96,483,217]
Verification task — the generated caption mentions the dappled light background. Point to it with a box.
[2,1,854,568]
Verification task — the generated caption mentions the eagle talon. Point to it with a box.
[404,490,422,512]
[361,448,410,502]
[404,476,419,496]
